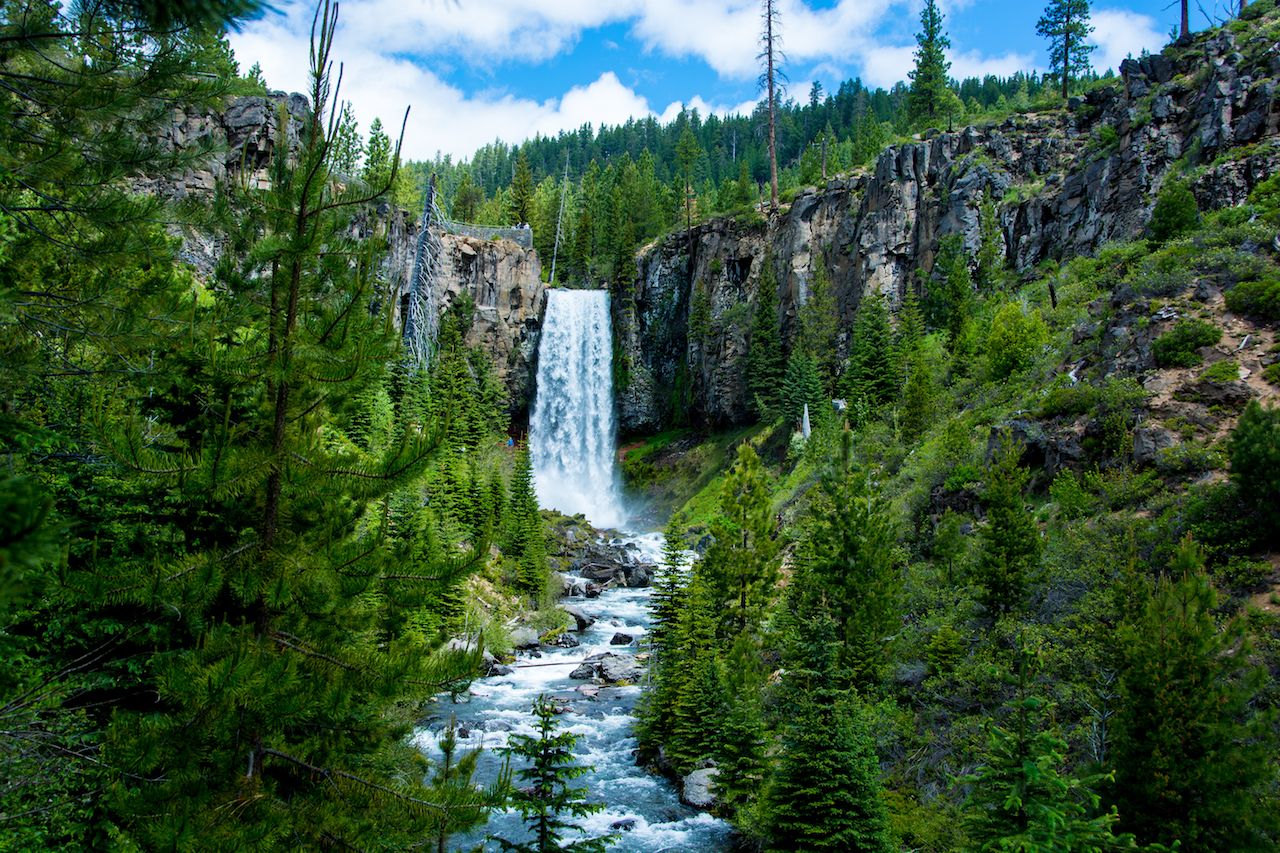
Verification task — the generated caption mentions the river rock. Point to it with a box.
[545,632,580,649]
[568,663,595,680]
[610,818,637,832]
[681,767,719,809]
[595,653,641,683]
[579,562,626,584]
[487,663,515,677]
[509,627,540,650]
[583,582,602,598]
[609,632,634,646]
[561,605,595,632]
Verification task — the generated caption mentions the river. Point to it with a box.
[413,531,735,851]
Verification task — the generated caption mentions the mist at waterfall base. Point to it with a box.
[528,289,628,530]
[410,289,733,851]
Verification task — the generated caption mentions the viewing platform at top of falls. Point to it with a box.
[435,217,533,250]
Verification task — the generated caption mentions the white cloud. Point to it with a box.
[948,48,1037,81]
[1091,8,1167,74]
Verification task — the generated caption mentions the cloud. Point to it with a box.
[1092,8,1168,74]
[949,48,1037,81]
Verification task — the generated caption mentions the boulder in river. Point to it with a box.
[569,663,595,680]
[509,627,539,649]
[561,605,595,632]
[593,652,641,683]
[610,818,637,832]
[609,632,634,646]
[681,767,719,809]
[545,632,579,649]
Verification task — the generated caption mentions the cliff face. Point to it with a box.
[615,24,1280,434]
[156,93,546,417]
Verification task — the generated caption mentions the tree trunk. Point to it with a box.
[1061,5,1071,100]
[1181,0,1189,37]
[765,0,779,211]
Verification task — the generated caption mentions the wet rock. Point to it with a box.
[569,663,595,680]
[509,627,540,650]
[610,633,634,646]
[583,582,602,599]
[681,767,719,809]
[598,653,641,683]
[487,664,515,677]
[546,632,580,649]
[561,605,595,632]
[610,818,637,832]
[579,562,626,584]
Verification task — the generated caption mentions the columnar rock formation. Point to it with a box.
[614,26,1280,433]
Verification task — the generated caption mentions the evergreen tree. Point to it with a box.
[963,665,1137,852]
[782,350,828,430]
[452,171,484,222]
[701,444,779,635]
[507,447,547,595]
[761,609,894,853]
[330,101,363,176]
[1111,537,1279,850]
[1229,400,1280,538]
[794,433,900,688]
[747,250,786,419]
[510,150,535,225]
[650,514,691,655]
[714,632,769,823]
[1037,0,1094,99]
[908,0,953,128]
[363,116,393,188]
[842,292,897,407]
[797,252,840,391]
[1147,179,1200,244]
[975,190,1004,289]
[899,349,937,442]
[975,438,1041,615]
[929,234,975,343]
[497,696,615,853]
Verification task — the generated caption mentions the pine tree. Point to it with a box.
[782,350,828,430]
[510,150,535,225]
[908,0,953,128]
[363,116,393,188]
[975,438,1041,615]
[714,632,769,822]
[842,291,897,407]
[452,171,484,222]
[701,444,779,635]
[760,0,783,210]
[963,675,1136,852]
[650,514,690,655]
[975,190,1004,289]
[1037,0,1094,99]
[497,696,615,853]
[761,608,894,853]
[1111,537,1279,850]
[929,234,975,343]
[1229,400,1280,538]
[900,349,937,442]
[330,101,363,176]
[747,250,786,419]
[507,447,547,595]
[798,252,840,391]
[794,433,900,688]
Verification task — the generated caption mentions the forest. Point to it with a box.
[3,0,1280,850]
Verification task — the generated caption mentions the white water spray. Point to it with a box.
[529,289,626,529]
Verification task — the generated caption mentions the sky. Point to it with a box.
[228,0,1177,163]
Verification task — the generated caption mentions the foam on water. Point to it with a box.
[414,530,734,852]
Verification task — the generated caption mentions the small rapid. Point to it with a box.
[413,533,734,852]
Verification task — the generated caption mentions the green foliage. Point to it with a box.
[1200,359,1239,382]
[1229,400,1280,538]
[1037,0,1094,98]
[330,101,363,176]
[975,439,1041,615]
[1225,274,1280,321]
[987,302,1049,378]
[1112,538,1279,850]
[928,234,975,343]
[908,0,953,128]
[797,253,840,390]
[510,150,535,225]
[701,444,779,635]
[748,251,786,419]
[976,190,1005,289]
[1151,318,1221,367]
[1147,180,1200,243]
[782,351,828,430]
[497,696,615,853]
[842,291,898,407]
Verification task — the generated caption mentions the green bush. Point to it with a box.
[944,462,983,492]
[1229,400,1280,536]
[1216,555,1273,590]
[1152,318,1222,367]
[1225,275,1280,321]
[1050,469,1094,519]
[1247,172,1280,225]
[986,302,1049,378]
[1039,378,1098,418]
[1156,441,1225,476]
[1132,246,1195,296]
[1264,363,1280,385]
[1148,179,1200,243]
[1200,360,1240,382]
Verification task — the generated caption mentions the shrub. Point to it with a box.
[1200,360,1240,382]
[987,302,1049,379]
[1050,469,1094,519]
[1152,318,1222,367]
[1156,441,1225,476]
[1039,378,1098,418]
[1148,179,1200,243]
[1247,172,1280,224]
[1264,363,1280,385]
[1224,275,1280,321]
[1131,246,1195,296]
[1216,556,1273,590]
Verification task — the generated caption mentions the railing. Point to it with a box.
[436,217,533,249]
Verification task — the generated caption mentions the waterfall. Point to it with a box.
[529,289,626,529]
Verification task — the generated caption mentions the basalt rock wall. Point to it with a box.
[614,23,1280,434]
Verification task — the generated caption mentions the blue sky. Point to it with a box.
[229,0,1176,162]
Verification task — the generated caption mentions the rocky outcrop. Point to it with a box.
[615,23,1280,432]
[146,92,548,417]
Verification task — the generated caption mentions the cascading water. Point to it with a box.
[411,287,733,851]
[528,289,626,529]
